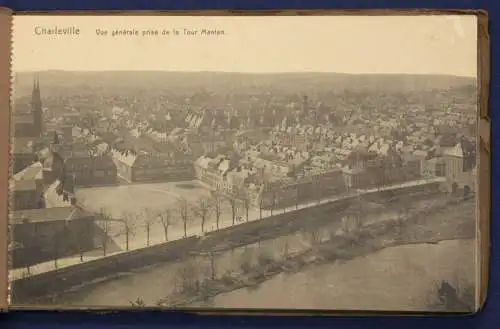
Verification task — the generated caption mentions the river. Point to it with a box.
[55,197,476,312]
[200,239,476,311]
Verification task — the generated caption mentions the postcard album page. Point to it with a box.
[6,12,489,313]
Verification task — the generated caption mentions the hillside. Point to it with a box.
[12,71,476,98]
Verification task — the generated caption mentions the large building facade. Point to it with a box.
[112,149,194,183]
[12,78,44,175]
[9,206,98,268]
[13,78,44,139]
[10,162,45,211]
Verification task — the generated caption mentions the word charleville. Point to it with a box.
[34,26,81,36]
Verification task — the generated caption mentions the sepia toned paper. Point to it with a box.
[2,10,490,314]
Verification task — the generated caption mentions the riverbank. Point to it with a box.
[158,197,475,308]
[14,190,468,306]
[12,181,447,305]
[10,177,444,280]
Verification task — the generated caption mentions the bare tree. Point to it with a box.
[309,229,322,246]
[211,193,223,231]
[377,161,387,191]
[368,160,386,192]
[341,196,364,242]
[227,196,238,226]
[174,259,200,294]
[192,196,213,233]
[316,180,323,205]
[141,208,157,247]
[239,247,254,273]
[270,191,277,216]
[73,217,91,262]
[283,236,290,259]
[295,189,300,210]
[209,251,216,280]
[121,211,138,251]
[177,198,191,238]
[98,208,113,256]
[243,196,250,222]
[23,244,32,275]
[259,197,264,220]
[52,229,64,269]
[395,194,412,237]
[157,208,175,241]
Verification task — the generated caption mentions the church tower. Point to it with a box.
[31,77,43,137]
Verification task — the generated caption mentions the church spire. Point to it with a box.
[31,75,41,105]
[32,78,37,102]
[31,76,43,137]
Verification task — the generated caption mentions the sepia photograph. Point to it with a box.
[8,14,480,312]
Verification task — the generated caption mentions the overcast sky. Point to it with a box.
[12,15,477,77]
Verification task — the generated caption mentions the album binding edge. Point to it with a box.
[0,6,12,312]
[476,10,490,314]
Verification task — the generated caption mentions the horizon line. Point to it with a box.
[13,69,477,79]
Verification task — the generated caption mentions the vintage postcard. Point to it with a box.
[6,12,488,313]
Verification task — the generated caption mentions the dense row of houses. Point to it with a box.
[193,133,476,210]
[194,151,346,209]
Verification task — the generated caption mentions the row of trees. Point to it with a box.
[17,186,280,275]
[95,191,256,257]
[96,174,391,261]
[16,173,418,277]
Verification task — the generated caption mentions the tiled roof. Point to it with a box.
[10,206,92,224]
[12,162,43,181]
[10,179,37,191]
[443,143,465,158]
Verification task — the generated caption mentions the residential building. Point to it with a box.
[63,151,117,187]
[10,162,45,211]
[442,140,476,194]
[112,149,194,183]
[194,153,239,192]
[9,206,97,268]
[11,137,37,174]
[422,157,447,177]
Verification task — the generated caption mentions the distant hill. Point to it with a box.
[12,70,476,97]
